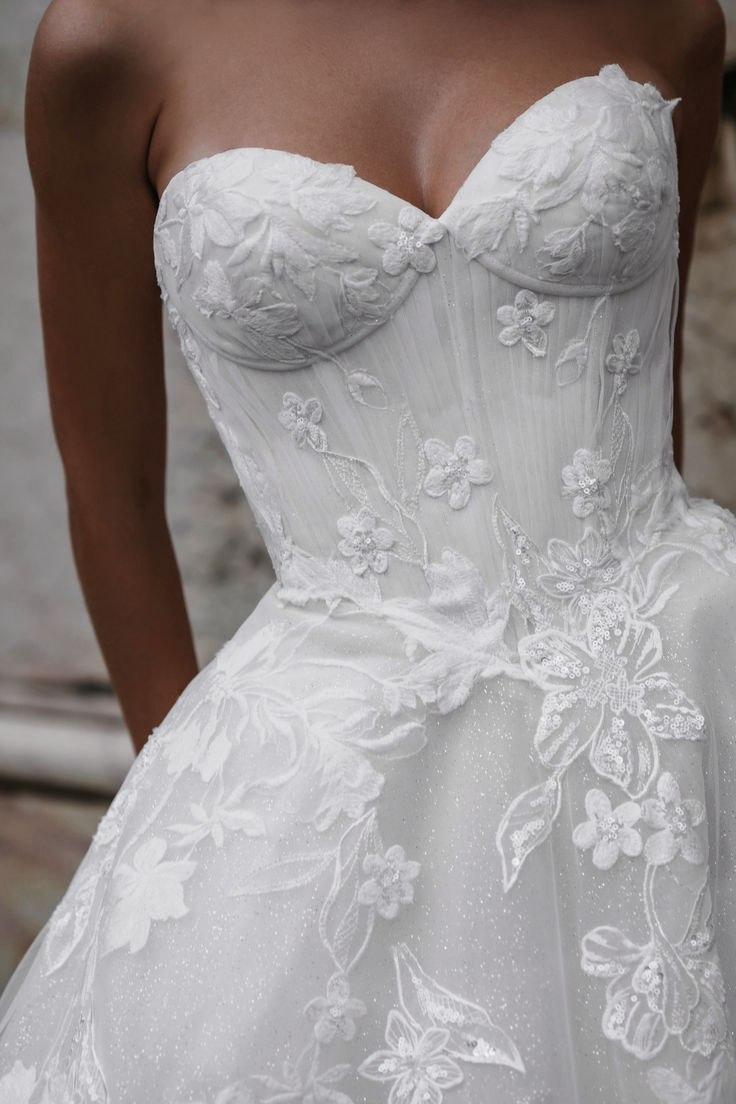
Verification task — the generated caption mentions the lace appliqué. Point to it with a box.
[155,151,446,372]
[572,788,643,870]
[278,391,328,450]
[422,436,493,509]
[336,507,395,576]
[367,206,445,275]
[496,289,555,357]
[448,65,679,292]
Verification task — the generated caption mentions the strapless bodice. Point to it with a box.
[152,63,683,612]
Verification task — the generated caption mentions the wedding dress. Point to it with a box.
[2,62,736,1104]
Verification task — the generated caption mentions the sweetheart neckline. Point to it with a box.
[154,63,670,227]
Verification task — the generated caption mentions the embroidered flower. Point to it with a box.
[104,837,197,955]
[387,941,526,1072]
[496,289,555,357]
[336,507,394,575]
[422,436,492,509]
[358,1008,464,1100]
[303,972,367,1043]
[538,529,622,605]
[156,162,260,288]
[519,591,705,798]
[605,330,642,393]
[367,206,445,275]
[278,392,327,450]
[582,866,727,1065]
[166,785,267,850]
[0,1060,36,1103]
[561,448,612,518]
[581,922,698,1060]
[572,788,642,869]
[357,843,420,919]
[641,772,706,866]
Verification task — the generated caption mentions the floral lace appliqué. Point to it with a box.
[496,289,555,357]
[561,448,613,519]
[357,940,525,1096]
[278,391,328,450]
[422,436,492,509]
[356,843,421,919]
[336,508,395,576]
[367,206,445,275]
[641,772,706,866]
[606,330,642,394]
[572,788,643,870]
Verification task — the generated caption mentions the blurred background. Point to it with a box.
[1,1,736,990]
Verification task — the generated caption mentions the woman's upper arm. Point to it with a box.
[25,0,168,513]
[672,1,726,291]
[660,0,726,463]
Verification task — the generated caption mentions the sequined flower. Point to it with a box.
[278,391,327,450]
[561,448,613,518]
[0,1060,36,1104]
[358,1008,464,1100]
[641,772,706,866]
[496,289,555,357]
[572,788,642,869]
[367,206,445,275]
[538,528,622,605]
[519,591,705,799]
[303,971,368,1043]
[357,843,421,919]
[605,330,642,393]
[581,922,698,1060]
[336,507,395,575]
[104,837,197,955]
[422,435,492,509]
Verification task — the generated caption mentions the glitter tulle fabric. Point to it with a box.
[1,63,735,1104]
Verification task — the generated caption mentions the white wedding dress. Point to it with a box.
[2,63,736,1104]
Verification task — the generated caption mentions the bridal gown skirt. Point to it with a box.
[1,63,736,1103]
[1,523,736,1104]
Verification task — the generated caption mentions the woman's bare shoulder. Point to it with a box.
[662,0,726,77]
[29,0,165,95]
[26,0,170,197]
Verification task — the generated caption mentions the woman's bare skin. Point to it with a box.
[24,0,726,752]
